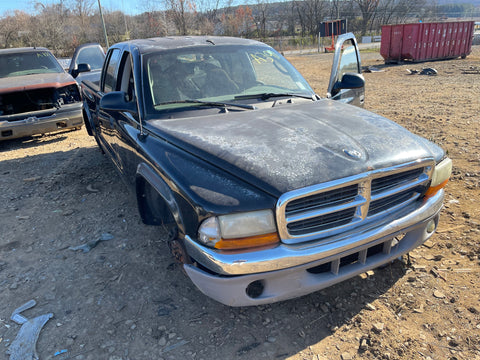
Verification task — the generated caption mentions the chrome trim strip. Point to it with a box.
[183,189,443,275]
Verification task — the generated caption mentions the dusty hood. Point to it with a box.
[0,72,75,94]
[149,100,443,196]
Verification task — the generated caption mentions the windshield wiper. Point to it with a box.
[234,93,315,101]
[155,99,255,110]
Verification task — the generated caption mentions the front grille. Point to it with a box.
[276,160,434,244]
[0,84,80,120]
[287,207,356,235]
[286,184,358,215]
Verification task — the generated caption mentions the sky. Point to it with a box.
[0,0,145,16]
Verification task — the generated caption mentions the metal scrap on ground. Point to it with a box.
[462,66,480,74]
[406,68,438,76]
[68,232,114,253]
[7,300,54,360]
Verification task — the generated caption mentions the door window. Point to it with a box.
[336,39,360,82]
[103,49,122,93]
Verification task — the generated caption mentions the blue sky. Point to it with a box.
[0,0,144,16]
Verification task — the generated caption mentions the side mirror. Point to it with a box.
[333,73,365,91]
[71,63,91,78]
[100,91,137,113]
[77,63,91,73]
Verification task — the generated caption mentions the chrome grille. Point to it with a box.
[285,184,358,214]
[276,159,434,244]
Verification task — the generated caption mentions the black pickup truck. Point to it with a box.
[81,34,451,306]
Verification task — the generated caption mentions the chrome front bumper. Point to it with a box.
[183,190,444,306]
[0,103,83,141]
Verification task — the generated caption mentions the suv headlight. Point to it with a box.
[425,157,452,198]
[198,210,279,251]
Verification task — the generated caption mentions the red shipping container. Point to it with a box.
[380,21,474,63]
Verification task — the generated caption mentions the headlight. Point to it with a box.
[425,157,452,198]
[198,210,279,251]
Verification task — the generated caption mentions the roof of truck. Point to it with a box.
[113,36,267,54]
[0,47,51,55]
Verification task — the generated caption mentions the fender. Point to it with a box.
[82,101,95,136]
[136,162,185,234]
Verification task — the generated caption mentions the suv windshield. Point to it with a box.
[143,44,314,115]
[0,50,64,78]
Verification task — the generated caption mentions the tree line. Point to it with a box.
[0,0,477,56]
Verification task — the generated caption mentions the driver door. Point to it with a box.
[327,33,365,107]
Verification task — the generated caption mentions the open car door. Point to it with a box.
[69,43,105,84]
[327,33,365,107]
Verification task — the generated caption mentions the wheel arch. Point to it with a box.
[135,163,186,234]
[82,100,95,136]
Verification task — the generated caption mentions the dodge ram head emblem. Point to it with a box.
[343,149,362,159]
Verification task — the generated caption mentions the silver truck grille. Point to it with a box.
[276,159,434,244]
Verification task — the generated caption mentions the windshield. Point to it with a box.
[142,44,314,115]
[0,51,64,78]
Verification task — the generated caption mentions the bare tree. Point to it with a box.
[130,11,168,38]
[68,0,96,43]
[32,2,71,55]
[252,0,270,38]
[220,5,253,36]
[0,11,31,48]
[304,0,328,36]
[352,0,380,35]
[164,0,197,35]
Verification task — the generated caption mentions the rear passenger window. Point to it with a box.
[103,49,121,93]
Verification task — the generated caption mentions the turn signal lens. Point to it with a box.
[214,232,280,250]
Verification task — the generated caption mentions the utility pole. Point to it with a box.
[98,0,109,48]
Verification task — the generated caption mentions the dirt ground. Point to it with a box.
[0,46,479,360]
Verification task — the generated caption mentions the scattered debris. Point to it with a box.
[236,342,261,356]
[86,184,99,193]
[157,299,178,317]
[406,68,437,76]
[420,67,437,76]
[423,240,436,248]
[413,304,425,314]
[62,209,74,217]
[23,176,42,182]
[372,322,385,333]
[433,290,446,299]
[430,268,447,282]
[11,299,37,324]
[68,233,114,253]
[54,349,68,356]
[7,300,54,360]
[462,66,480,74]
[362,66,384,73]
[359,337,369,351]
[162,339,189,353]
